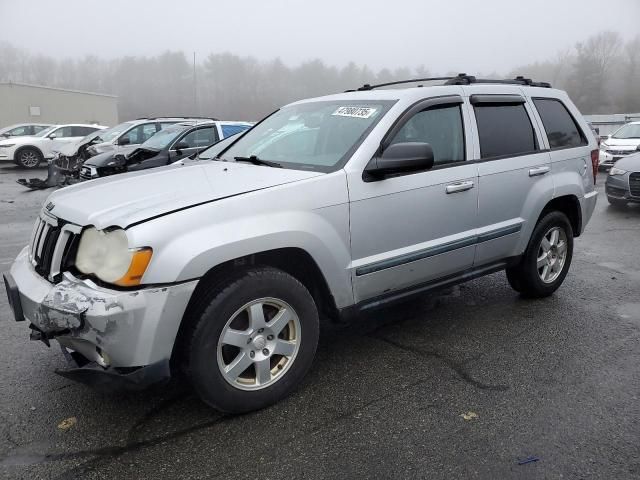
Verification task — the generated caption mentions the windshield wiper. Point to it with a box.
[233,155,282,168]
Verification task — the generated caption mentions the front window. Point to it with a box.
[92,122,135,143]
[612,123,640,140]
[219,101,395,172]
[35,126,57,137]
[141,126,187,150]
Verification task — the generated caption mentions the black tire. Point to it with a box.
[505,211,574,298]
[15,147,43,169]
[184,267,319,413]
[607,196,627,208]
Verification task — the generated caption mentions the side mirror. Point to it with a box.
[118,136,131,146]
[48,133,57,139]
[364,142,434,181]
[173,141,189,152]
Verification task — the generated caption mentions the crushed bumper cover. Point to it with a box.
[5,247,198,389]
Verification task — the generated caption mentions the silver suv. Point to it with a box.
[4,75,599,413]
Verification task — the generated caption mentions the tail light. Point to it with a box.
[590,149,599,184]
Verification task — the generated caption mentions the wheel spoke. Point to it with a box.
[248,303,266,330]
[273,339,296,356]
[540,236,551,252]
[537,255,547,269]
[224,352,253,380]
[255,358,272,385]
[221,328,250,348]
[549,229,559,247]
[541,265,550,281]
[557,241,567,256]
[267,307,291,335]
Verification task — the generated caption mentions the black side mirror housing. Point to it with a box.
[118,136,131,146]
[47,133,57,140]
[174,141,189,152]
[364,142,434,181]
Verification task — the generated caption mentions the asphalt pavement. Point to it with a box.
[0,164,639,479]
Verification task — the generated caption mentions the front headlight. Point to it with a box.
[75,227,152,286]
[609,167,627,176]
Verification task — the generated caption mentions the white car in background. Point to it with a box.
[0,123,53,139]
[0,124,107,168]
[599,121,640,170]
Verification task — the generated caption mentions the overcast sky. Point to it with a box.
[0,0,638,73]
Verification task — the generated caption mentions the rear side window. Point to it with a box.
[474,104,537,159]
[72,126,98,136]
[389,104,465,166]
[533,98,587,149]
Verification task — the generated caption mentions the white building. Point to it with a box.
[0,82,118,128]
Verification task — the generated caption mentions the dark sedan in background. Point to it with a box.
[80,120,252,180]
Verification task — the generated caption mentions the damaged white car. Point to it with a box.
[4,75,598,412]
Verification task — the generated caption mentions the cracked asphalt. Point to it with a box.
[1,164,639,479]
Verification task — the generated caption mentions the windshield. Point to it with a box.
[198,132,246,160]
[219,100,395,172]
[141,125,188,150]
[34,126,57,137]
[92,122,136,144]
[612,123,640,140]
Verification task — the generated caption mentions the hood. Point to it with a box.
[0,135,39,146]
[602,137,640,149]
[86,146,137,167]
[612,152,640,171]
[45,161,323,229]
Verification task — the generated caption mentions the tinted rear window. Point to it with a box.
[474,104,538,158]
[533,98,586,149]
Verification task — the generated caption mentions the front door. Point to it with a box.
[348,96,479,303]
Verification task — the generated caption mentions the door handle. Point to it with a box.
[529,166,550,177]
[445,181,474,194]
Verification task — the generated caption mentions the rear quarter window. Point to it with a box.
[533,98,587,149]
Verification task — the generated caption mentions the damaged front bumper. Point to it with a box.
[4,247,198,390]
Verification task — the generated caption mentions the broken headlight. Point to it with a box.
[75,227,152,286]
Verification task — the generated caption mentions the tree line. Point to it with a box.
[0,31,638,122]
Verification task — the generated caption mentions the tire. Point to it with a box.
[15,148,43,169]
[185,267,319,413]
[505,211,574,298]
[607,196,627,208]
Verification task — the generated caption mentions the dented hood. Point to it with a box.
[45,161,322,229]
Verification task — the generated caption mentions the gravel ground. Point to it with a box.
[0,164,639,479]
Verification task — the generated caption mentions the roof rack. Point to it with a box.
[135,116,219,121]
[348,73,551,92]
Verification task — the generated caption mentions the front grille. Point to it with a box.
[29,213,81,282]
[79,166,93,180]
[630,173,640,198]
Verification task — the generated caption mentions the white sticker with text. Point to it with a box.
[332,106,377,119]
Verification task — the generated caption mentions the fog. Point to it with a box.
[1,0,638,73]
[0,0,639,120]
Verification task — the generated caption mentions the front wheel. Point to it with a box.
[506,211,574,298]
[15,148,43,168]
[185,267,319,413]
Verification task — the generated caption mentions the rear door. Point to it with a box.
[469,90,553,265]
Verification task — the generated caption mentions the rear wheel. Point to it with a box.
[15,148,43,169]
[506,211,573,298]
[185,267,319,413]
[607,195,627,208]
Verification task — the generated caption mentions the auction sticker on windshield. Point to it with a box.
[332,106,377,119]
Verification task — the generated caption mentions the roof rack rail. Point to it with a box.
[135,116,219,121]
[347,73,551,92]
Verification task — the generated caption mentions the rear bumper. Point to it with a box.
[5,246,198,386]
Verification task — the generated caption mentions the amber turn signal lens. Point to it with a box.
[114,248,153,287]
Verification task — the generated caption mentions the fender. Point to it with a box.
[127,172,354,309]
